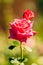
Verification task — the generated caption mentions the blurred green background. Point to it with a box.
[0,0,43,65]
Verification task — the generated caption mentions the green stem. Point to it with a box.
[20,42,23,59]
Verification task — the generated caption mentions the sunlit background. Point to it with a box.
[0,0,43,65]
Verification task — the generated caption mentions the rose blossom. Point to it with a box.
[9,18,37,42]
[23,9,34,20]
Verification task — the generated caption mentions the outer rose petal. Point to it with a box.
[9,29,27,42]
[32,31,37,35]
[23,9,34,20]
[9,29,17,39]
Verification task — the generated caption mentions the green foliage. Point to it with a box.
[13,41,20,46]
[37,0,43,14]
[8,41,20,50]
[9,45,16,50]
[24,46,32,52]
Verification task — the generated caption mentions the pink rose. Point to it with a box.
[9,18,37,42]
[23,9,34,20]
